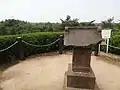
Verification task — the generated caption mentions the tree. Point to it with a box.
[80,20,95,27]
[0,23,7,35]
[60,15,80,29]
[0,19,62,35]
[101,17,114,29]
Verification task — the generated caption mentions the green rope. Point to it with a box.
[22,39,60,47]
[0,41,18,53]
[109,45,120,50]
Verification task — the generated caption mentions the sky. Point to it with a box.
[0,0,120,23]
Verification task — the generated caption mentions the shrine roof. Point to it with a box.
[64,27,102,46]
[65,26,98,30]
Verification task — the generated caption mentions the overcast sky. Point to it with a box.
[0,0,120,23]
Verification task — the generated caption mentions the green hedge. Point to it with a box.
[0,32,63,64]
[109,31,120,54]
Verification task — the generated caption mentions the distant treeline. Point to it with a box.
[0,16,120,35]
[0,19,62,35]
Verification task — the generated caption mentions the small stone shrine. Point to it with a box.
[63,27,102,90]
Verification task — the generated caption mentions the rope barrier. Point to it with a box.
[108,45,120,50]
[22,38,60,47]
[0,41,18,53]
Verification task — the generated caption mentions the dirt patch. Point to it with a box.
[100,52,120,67]
[0,71,3,90]
[1,53,120,90]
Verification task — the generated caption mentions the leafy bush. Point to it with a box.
[109,31,120,54]
[0,32,63,64]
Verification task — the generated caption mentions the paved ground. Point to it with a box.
[1,53,120,90]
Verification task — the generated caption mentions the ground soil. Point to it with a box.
[1,53,120,90]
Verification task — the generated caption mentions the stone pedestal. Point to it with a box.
[72,47,91,72]
[63,64,96,90]
[63,47,96,90]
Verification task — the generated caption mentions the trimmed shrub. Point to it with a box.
[0,32,63,64]
[109,31,120,54]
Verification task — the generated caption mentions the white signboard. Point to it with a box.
[102,29,111,39]
[100,29,112,53]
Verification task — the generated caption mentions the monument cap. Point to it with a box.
[64,26,102,46]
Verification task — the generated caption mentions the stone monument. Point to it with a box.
[63,27,102,90]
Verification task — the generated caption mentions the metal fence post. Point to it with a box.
[17,37,25,60]
[59,35,64,54]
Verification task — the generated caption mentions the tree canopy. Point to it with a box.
[0,19,62,35]
[0,16,119,35]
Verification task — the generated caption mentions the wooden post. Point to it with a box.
[17,37,25,60]
[94,43,99,56]
[59,35,64,54]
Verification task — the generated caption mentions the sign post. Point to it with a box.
[106,38,109,53]
[98,44,101,53]
[101,29,112,53]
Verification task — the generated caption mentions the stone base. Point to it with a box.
[72,66,90,72]
[63,81,100,90]
[63,64,96,90]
